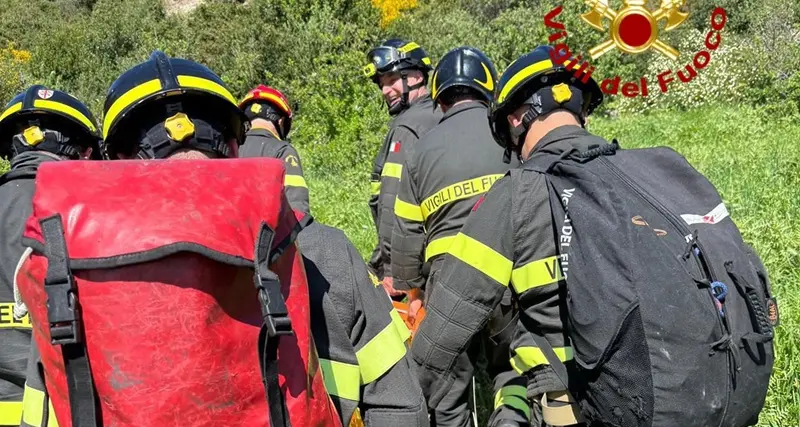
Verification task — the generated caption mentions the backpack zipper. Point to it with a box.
[597,156,733,422]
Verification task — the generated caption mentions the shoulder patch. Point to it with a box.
[284,154,299,167]
[390,141,401,153]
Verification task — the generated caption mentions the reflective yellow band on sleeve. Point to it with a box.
[0,401,23,425]
[420,174,504,219]
[284,174,308,188]
[510,346,573,374]
[319,359,361,402]
[21,384,60,427]
[446,233,513,285]
[370,181,382,195]
[356,313,409,384]
[494,385,531,421]
[394,198,423,222]
[381,162,402,179]
[510,256,563,294]
[32,100,97,133]
[424,235,456,261]
[390,307,412,343]
[0,302,31,328]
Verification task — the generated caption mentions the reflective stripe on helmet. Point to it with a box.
[103,79,162,138]
[103,76,238,139]
[176,75,237,105]
[0,102,22,122]
[32,100,97,133]
[497,58,555,105]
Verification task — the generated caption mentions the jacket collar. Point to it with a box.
[440,100,486,123]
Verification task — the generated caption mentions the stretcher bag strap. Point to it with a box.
[41,214,99,427]
[254,221,300,427]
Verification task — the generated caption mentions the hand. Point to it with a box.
[407,298,423,324]
[382,277,403,297]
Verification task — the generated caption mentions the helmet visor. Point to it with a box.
[363,47,402,78]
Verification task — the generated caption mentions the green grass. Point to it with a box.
[306,105,800,427]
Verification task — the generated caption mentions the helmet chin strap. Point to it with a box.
[387,71,425,116]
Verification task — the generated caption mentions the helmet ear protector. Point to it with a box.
[128,97,237,160]
[11,125,83,159]
[244,102,289,139]
[502,74,591,163]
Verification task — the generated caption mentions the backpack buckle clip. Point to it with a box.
[45,276,82,345]
[255,273,294,338]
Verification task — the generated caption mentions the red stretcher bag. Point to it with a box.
[16,158,342,427]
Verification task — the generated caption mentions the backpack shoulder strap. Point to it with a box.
[524,138,620,174]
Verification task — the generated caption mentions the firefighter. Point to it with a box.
[362,39,442,295]
[297,213,429,426]
[410,45,604,426]
[0,86,102,427]
[391,46,529,427]
[238,85,310,214]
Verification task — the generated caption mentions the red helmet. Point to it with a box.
[238,84,293,138]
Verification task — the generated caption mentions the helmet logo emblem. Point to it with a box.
[37,89,54,99]
[473,62,495,92]
[580,0,687,60]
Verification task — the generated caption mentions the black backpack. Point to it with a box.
[524,139,778,427]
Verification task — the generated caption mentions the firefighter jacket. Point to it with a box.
[410,126,601,417]
[0,152,59,426]
[368,95,442,280]
[239,128,310,214]
[297,219,429,427]
[390,101,520,291]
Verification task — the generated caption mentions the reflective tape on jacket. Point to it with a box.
[494,385,531,421]
[356,311,409,384]
[319,359,361,402]
[510,346,574,374]
[0,302,30,328]
[446,232,512,285]
[424,235,456,261]
[284,174,308,189]
[0,400,22,426]
[381,162,402,179]
[510,256,563,294]
[20,384,59,427]
[319,309,410,401]
[394,198,423,222]
[419,174,503,220]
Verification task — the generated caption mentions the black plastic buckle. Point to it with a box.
[255,274,293,338]
[45,276,82,345]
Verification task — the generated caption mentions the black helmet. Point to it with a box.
[363,39,433,115]
[363,39,433,82]
[489,45,603,161]
[102,50,249,160]
[431,46,497,107]
[0,85,103,160]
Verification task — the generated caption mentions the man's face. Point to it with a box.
[378,73,403,108]
[377,70,424,107]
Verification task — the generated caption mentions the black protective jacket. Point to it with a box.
[240,128,310,214]
[368,95,442,280]
[410,126,597,421]
[0,152,59,426]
